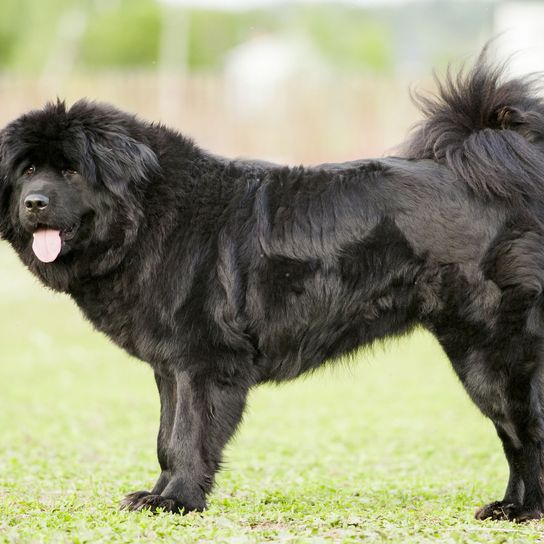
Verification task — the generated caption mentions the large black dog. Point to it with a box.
[2,54,544,522]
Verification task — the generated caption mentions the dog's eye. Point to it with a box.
[23,165,36,177]
[62,168,78,177]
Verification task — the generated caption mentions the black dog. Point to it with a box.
[2,53,544,522]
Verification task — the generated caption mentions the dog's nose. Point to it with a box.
[24,194,49,213]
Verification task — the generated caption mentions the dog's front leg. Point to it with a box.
[122,367,249,514]
[120,369,176,509]
[121,369,178,510]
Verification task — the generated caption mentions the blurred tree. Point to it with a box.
[6,0,80,71]
[295,5,394,73]
[186,9,276,71]
[0,0,22,66]
[80,0,161,68]
[0,0,493,75]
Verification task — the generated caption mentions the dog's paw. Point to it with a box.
[120,491,184,514]
[475,501,542,522]
[131,493,183,514]
[475,501,517,521]
[120,490,152,510]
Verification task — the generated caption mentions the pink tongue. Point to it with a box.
[32,229,62,263]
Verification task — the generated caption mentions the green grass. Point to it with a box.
[0,244,543,543]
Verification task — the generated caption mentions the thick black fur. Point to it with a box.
[2,52,544,522]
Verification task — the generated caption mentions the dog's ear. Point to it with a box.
[67,101,160,197]
[83,130,160,197]
[0,135,13,240]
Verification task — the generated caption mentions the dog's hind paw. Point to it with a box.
[475,501,517,521]
[475,501,542,522]
[120,491,184,514]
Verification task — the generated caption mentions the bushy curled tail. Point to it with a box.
[401,48,544,203]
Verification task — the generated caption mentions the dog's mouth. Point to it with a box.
[32,223,78,263]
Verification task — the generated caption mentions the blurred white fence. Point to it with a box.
[0,72,420,164]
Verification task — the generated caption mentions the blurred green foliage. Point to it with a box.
[295,4,394,72]
[0,0,492,74]
[81,0,162,68]
[186,10,276,70]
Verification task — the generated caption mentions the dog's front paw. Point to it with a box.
[120,490,152,510]
[130,493,183,513]
[120,491,188,514]
[475,501,542,522]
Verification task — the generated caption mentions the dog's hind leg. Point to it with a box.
[474,423,525,521]
[440,337,544,522]
[432,281,544,522]
[480,367,544,522]
[476,422,525,519]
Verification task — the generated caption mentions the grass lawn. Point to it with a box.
[0,244,543,543]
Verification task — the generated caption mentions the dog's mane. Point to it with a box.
[400,49,544,204]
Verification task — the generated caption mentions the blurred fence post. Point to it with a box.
[158,2,188,123]
[39,7,88,95]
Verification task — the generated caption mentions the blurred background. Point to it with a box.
[1,0,543,164]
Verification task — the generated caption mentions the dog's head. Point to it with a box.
[0,100,159,285]
[10,160,94,263]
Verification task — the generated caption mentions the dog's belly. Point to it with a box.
[250,218,431,381]
[256,296,420,382]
